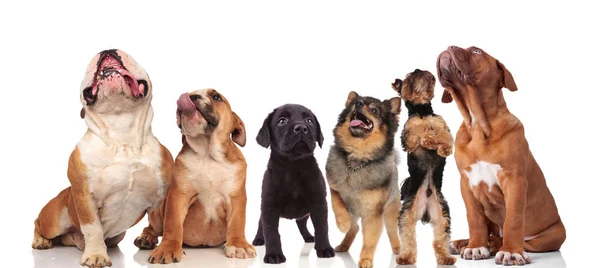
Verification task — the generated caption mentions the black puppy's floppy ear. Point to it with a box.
[345,91,359,107]
[497,60,518,92]
[231,112,246,147]
[256,109,275,148]
[391,79,403,93]
[311,111,324,148]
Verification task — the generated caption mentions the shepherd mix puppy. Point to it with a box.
[326,92,401,268]
[32,49,173,268]
[135,89,255,264]
[252,104,335,264]
[391,69,455,265]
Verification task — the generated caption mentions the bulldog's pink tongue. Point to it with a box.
[350,120,366,127]
[177,93,197,114]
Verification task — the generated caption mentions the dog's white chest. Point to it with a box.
[186,155,239,220]
[464,161,502,192]
[79,138,165,238]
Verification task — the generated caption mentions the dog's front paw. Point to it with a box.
[437,144,453,157]
[225,239,256,259]
[358,258,373,268]
[148,240,183,264]
[334,244,350,252]
[264,252,286,264]
[461,246,490,260]
[335,215,351,233]
[81,251,111,268]
[32,236,53,250]
[316,246,335,258]
[495,250,531,266]
[134,233,158,250]
[421,134,438,150]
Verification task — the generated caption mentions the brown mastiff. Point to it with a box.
[436,46,566,265]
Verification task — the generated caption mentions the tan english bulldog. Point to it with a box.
[31,49,174,268]
[134,89,255,264]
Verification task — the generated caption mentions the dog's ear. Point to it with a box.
[231,112,246,147]
[386,97,402,115]
[256,109,275,148]
[312,112,324,148]
[80,108,85,119]
[441,89,454,103]
[346,91,359,107]
[497,60,518,91]
[182,135,186,144]
[391,79,403,94]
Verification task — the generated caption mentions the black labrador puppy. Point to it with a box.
[253,104,335,264]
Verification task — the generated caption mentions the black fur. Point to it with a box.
[253,104,334,264]
[399,100,451,231]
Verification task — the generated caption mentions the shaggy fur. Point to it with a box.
[252,104,335,264]
[325,91,402,268]
[392,69,456,265]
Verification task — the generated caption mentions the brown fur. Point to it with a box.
[334,112,389,162]
[437,46,566,262]
[142,90,254,263]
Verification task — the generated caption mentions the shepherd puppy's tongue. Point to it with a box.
[350,119,368,128]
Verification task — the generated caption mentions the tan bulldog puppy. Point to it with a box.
[135,89,255,264]
[31,49,174,268]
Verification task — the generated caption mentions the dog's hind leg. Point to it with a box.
[134,203,165,250]
[252,217,265,246]
[524,218,566,252]
[295,215,315,243]
[334,216,359,252]
[429,190,456,265]
[32,187,74,249]
[383,197,401,254]
[396,195,419,265]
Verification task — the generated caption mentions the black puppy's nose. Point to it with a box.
[355,101,364,108]
[294,124,308,134]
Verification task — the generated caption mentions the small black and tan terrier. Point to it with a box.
[391,69,456,265]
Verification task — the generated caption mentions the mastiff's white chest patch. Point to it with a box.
[465,161,502,192]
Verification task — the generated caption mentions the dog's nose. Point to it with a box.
[414,68,422,73]
[294,124,308,134]
[356,101,364,108]
[448,46,458,51]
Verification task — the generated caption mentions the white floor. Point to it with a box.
[26,218,568,268]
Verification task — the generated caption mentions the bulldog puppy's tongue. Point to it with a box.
[177,93,197,114]
[350,120,367,127]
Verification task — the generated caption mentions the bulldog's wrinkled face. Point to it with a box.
[80,49,151,114]
[177,88,246,146]
[436,46,517,103]
[256,104,324,158]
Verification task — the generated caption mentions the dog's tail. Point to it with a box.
[399,177,410,201]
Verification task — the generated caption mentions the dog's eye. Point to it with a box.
[212,94,222,101]
[370,108,378,114]
[472,49,482,54]
[306,117,313,124]
[278,117,288,126]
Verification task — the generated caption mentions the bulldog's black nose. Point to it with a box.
[356,101,364,108]
[294,124,308,134]
[414,68,422,73]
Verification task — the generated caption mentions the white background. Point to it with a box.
[1,1,598,267]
